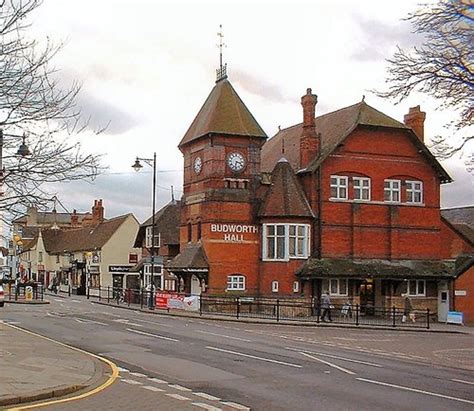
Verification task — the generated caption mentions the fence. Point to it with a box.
[4,283,44,302]
[86,287,431,329]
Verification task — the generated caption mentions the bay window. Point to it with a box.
[263,224,310,261]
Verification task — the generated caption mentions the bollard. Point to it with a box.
[427,308,430,329]
[356,304,359,326]
[140,289,143,309]
[199,294,203,316]
[68,284,71,297]
[107,286,110,303]
[276,299,280,322]
[392,306,396,327]
[87,285,90,300]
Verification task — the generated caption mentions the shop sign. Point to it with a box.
[129,253,138,263]
[89,265,100,273]
[108,265,133,273]
[210,223,258,243]
[454,290,467,296]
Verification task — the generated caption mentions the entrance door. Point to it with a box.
[360,280,375,315]
[191,275,201,295]
[113,274,124,290]
[438,282,449,322]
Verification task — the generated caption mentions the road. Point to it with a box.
[3,295,474,410]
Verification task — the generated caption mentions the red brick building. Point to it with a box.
[168,70,467,318]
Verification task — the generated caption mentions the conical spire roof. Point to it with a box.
[179,78,267,148]
[259,158,314,218]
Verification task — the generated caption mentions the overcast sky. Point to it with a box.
[29,0,473,221]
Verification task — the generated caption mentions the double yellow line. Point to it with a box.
[4,323,119,410]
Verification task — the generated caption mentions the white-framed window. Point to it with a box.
[263,224,310,261]
[293,281,300,293]
[406,180,423,204]
[353,177,371,201]
[227,275,245,291]
[38,251,43,263]
[145,226,160,248]
[323,278,348,296]
[407,279,425,296]
[271,280,279,293]
[289,225,310,258]
[144,264,163,289]
[384,179,401,203]
[330,175,348,200]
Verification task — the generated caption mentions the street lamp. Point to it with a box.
[132,153,157,309]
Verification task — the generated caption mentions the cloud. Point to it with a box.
[233,69,292,103]
[75,92,138,135]
[351,16,422,62]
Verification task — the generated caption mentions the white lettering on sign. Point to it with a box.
[211,224,258,243]
[454,290,467,296]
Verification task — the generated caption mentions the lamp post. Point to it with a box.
[132,152,157,309]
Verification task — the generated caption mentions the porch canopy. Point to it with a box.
[296,258,455,280]
[166,244,209,277]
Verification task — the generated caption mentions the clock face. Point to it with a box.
[193,156,202,175]
[227,152,246,172]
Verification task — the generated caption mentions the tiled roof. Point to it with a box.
[13,211,91,225]
[167,244,209,270]
[41,214,132,254]
[258,158,314,218]
[179,78,267,147]
[296,258,454,279]
[261,101,451,182]
[441,206,474,229]
[451,223,474,246]
[134,201,181,247]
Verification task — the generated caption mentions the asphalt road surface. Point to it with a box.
[3,296,474,410]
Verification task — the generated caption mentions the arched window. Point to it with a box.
[197,221,202,240]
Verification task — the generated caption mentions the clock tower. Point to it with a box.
[169,67,267,294]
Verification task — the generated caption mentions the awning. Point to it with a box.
[166,244,209,274]
[296,258,455,280]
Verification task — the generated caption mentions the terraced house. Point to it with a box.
[167,67,472,321]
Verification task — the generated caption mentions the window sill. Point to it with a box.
[328,198,425,207]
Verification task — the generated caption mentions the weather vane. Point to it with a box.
[216,24,227,82]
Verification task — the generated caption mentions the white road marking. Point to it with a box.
[117,367,129,373]
[71,299,81,303]
[452,378,474,386]
[168,384,191,391]
[132,318,173,327]
[126,328,179,342]
[54,299,63,302]
[121,379,143,385]
[198,330,251,342]
[299,352,355,375]
[357,378,474,405]
[286,347,382,368]
[73,317,108,326]
[149,377,168,384]
[142,385,165,392]
[194,392,221,401]
[113,318,143,327]
[166,393,190,401]
[129,372,148,378]
[192,403,222,411]
[206,346,302,368]
[221,401,251,410]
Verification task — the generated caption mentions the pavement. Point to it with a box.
[0,293,471,408]
[0,321,112,408]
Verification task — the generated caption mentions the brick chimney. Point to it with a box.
[404,105,426,142]
[70,209,79,226]
[91,199,104,224]
[300,88,319,169]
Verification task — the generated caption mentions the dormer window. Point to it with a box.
[145,226,160,248]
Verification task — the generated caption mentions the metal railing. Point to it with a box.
[4,283,44,302]
[85,287,431,329]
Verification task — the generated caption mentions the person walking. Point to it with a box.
[146,282,155,309]
[321,291,332,322]
[403,296,415,323]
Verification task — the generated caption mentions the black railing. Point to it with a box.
[5,283,44,302]
[85,287,431,329]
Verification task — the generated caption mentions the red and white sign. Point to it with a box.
[155,293,199,311]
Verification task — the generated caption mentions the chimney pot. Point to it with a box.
[300,87,319,169]
[404,105,426,142]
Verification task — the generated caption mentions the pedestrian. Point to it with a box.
[403,296,415,323]
[321,291,332,322]
[146,282,155,309]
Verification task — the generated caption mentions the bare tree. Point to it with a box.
[375,0,473,163]
[0,0,103,220]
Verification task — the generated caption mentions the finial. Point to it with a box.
[362,94,365,102]
[216,24,228,82]
[171,185,175,203]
